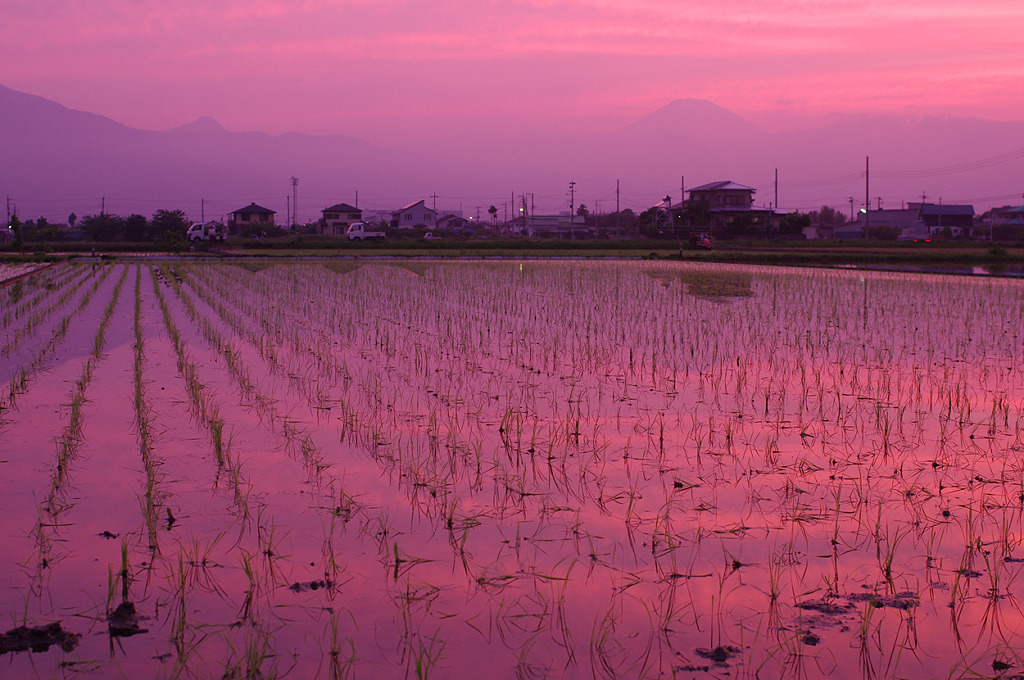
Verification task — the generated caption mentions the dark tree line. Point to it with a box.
[7,209,192,244]
[78,209,190,242]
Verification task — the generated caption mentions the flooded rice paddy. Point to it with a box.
[1,259,1023,679]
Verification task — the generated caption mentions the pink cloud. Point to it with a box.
[1,0,1022,135]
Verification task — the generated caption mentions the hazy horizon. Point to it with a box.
[3,0,1024,223]
[3,81,1024,225]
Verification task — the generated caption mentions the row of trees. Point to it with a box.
[7,209,191,244]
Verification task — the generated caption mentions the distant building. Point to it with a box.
[990,205,1024,240]
[518,214,586,238]
[436,214,471,232]
[360,209,393,226]
[914,202,975,238]
[683,181,778,235]
[688,181,756,212]
[392,200,437,229]
[321,203,362,235]
[841,208,928,240]
[229,203,275,234]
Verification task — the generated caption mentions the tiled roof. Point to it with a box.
[232,202,275,215]
[688,181,756,193]
[394,200,437,215]
[920,204,974,216]
[323,203,360,213]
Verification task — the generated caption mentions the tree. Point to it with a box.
[681,202,709,228]
[68,213,77,229]
[150,209,189,238]
[727,213,755,238]
[636,208,661,237]
[153,229,187,254]
[594,209,637,235]
[9,213,24,249]
[80,213,125,241]
[487,205,498,226]
[810,205,844,227]
[124,214,149,241]
[779,212,811,236]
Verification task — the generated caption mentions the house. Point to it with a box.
[990,205,1024,240]
[840,208,928,240]
[229,203,276,234]
[913,202,975,238]
[436,214,471,232]
[392,200,437,229]
[684,181,776,235]
[321,203,362,235]
[520,214,587,238]
[688,181,755,212]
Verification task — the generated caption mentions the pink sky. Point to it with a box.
[3,0,1023,140]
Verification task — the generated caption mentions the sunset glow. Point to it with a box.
[4,0,1022,137]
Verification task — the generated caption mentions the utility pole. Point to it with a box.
[864,157,869,239]
[355,191,359,209]
[290,176,298,228]
[774,169,779,214]
[848,197,856,222]
[431,193,438,212]
[569,180,576,240]
[615,180,620,237]
[101,197,105,216]
[201,198,205,223]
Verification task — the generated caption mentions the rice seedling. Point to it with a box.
[5,261,1024,677]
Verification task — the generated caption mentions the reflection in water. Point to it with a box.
[1,261,1024,678]
[648,267,754,299]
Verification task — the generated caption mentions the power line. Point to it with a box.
[873,149,1024,179]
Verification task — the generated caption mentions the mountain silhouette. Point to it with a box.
[2,83,1022,222]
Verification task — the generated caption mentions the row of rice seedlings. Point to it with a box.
[168,266,343,491]
[0,262,79,328]
[130,266,167,552]
[181,264,337,414]
[163,262,1019,671]
[183,265,490,514]
[0,263,89,351]
[161,267,382,609]
[187,266,696,536]
[44,265,128,513]
[150,266,250,517]
[1,264,112,417]
[160,307,355,649]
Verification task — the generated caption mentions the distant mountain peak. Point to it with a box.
[170,116,227,134]
[620,98,765,139]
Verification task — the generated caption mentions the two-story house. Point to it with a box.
[688,181,755,212]
[391,200,437,229]
[228,203,276,235]
[321,203,362,235]
[684,181,776,234]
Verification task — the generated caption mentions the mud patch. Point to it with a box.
[0,622,80,654]
[695,645,741,664]
[108,601,148,638]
